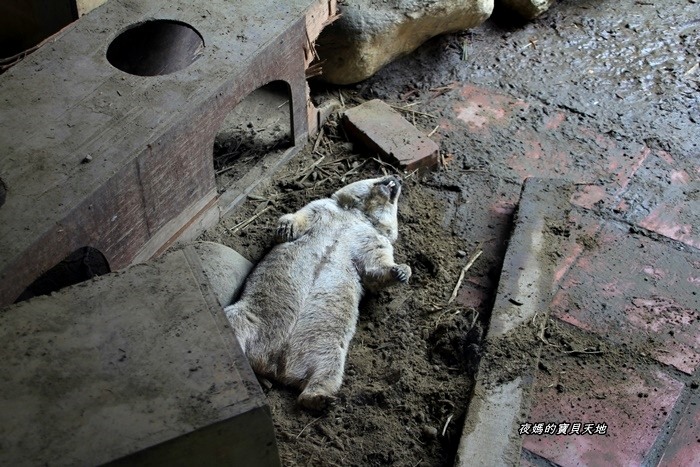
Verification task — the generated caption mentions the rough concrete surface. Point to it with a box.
[201,0,699,464]
[3,0,697,465]
[191,241,253,307]
[456,178,573,466]
[456,377,524,466]
[317,0,493,84]
[0,244,276,466]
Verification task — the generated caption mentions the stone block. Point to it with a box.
[0,243,276,466]
[0,0,337,307]
[191,241,253,308]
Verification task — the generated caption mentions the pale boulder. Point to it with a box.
[317,0,493,85]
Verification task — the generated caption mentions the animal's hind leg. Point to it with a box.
[224,302,260,362]
[283,300,355,411]
[296,343,348,410]
[224,303,249,350]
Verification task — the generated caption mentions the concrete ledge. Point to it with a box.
[0,0,337,306]
[0,243,273,466]
[455,178,574,466]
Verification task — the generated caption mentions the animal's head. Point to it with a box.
[332,175,403,242]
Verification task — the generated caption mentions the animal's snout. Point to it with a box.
[378,175,402,200]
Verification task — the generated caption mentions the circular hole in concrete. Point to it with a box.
[0,178,6,208]
[107,20,204,76]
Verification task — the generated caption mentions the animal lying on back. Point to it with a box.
[224,176,411,410]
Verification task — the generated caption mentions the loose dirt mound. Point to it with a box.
[201,115,487,465]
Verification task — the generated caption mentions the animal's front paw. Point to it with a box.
[391,264,412,284]
[275,215,296,243]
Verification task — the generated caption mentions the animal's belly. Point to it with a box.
[271,233,361,303]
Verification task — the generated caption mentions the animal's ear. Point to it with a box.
[333,192,359,208]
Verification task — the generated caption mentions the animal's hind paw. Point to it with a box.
[391,264,412,284]
[297,391,336,411]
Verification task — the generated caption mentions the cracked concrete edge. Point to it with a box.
[455,178,574,466]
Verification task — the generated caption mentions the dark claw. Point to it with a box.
[276,220,294,242]
[392,266,409,283]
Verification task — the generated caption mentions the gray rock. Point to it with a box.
[317,0,493,84]
[191,241,253,307]
[422,425,439,439]
[496,0,555,20]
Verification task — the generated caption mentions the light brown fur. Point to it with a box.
[224,176,411,410]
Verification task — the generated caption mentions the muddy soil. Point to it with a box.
[201,0,698,465]
[203,116,487,465]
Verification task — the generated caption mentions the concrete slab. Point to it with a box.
[524,354,685,466]
[456,175,700,467]
[614,150,700,250]
[0,243,275,466]
[455,178,575,466]
[0,0,337,306]
[343,99,439,171]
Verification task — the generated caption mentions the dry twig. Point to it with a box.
[370,157,399,173]
[295,416,323,439]
[405,168,419,180]
[389,105,438,119]
[684,62,699,76]
[228,206,272,234]
[442,414,454,437]
[563,347,603,355]
[313,128,325,152]
[447,249,483,305]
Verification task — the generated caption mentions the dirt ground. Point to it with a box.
[204,119,483,465]
[201,0,698,465]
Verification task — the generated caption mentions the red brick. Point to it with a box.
[342,99,438,171]
[524,355,684,466]
[453,84,529,131]
[659,393,700,467]
[552,219,700,374]
[455,283,489,311]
